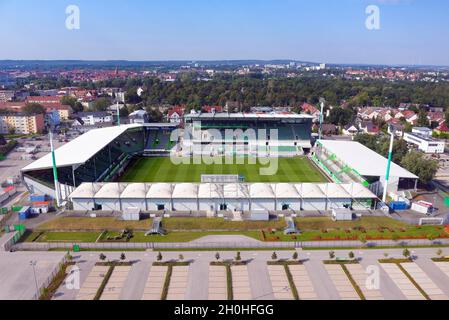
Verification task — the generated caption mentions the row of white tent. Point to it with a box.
[69,182,377,212]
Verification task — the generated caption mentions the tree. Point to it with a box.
[329,251,335,259]
[417,109,429,127]
[92,97,111,111]
[292,252,299,261]
[146,107,163,122]
[348,251,355,260]
[271,252,278,261]
[215,252,220,261]
[178,254,184,261]
[157,252,163,262]
[401,150,439,184]
[383,252,389,258]
[403,248,411,259]
[73,101,84,113]
[436,249,443,257]
[0,134,6,146]
[23,103,46,115]
[328,107,354,126]
[99,253,106,261]
[120,253,126,261]
[235,252,241,261]
[60,96,77,108]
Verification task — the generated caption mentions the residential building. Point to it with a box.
[342,124,358,136]
[412,127,432,137]
[359,121,380,135]
[128,110,149,124]
[73,112,113,126]
[25,96,72,120]
[0,90,15,102]
[301,103,321,122]
[167,107,185,124]
[404,132,445,154]
[0,113,45,134]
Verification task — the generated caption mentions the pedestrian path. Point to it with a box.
[208,266,227,300]
[323,264,359,300]
[380,263,425,300]
[141,266,167,300]
[289,265,318,300]
[100,266,131,300]
[400,263,448,300]
[345,264,383,300]
[231,265,252,300]
[76,265,110,300]
[267,265,293,300]
[167,266,190,300]
[434,261,449,279]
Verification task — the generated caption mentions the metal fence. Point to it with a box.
[30,255,68,300]
[11,237,449,251]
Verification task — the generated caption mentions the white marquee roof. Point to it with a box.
[22,124,142,172]
[317,140,418,179]
[147,183,173,199]
[274,183,300,198]
[94,183,125,199]
[121,183,149,199]
[172,183,198,199]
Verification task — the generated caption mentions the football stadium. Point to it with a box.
[18,112,413,212]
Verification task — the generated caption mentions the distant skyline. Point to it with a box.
[1,0,449,65]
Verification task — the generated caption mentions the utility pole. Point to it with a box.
[116,96,120,127]
[49,129,61,207]
[318,98,325,140]
[382,127,395,203]
[30,261,39,300]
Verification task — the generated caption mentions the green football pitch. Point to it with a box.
[118,157,328,183]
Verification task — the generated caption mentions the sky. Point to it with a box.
[0,0,448,65]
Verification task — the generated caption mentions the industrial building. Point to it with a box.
[403,132,445,154]
[314,140,418,195]
[69,182,377,213]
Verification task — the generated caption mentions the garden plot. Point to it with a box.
[208,266,227,300]
[76,266,110,300]
[141,266,168,300]
[400,263,448,300]
[323,265,359,300]
[345,264,383,300]
[289,265,318,300]
[231,265,252,300]
[167,266,190,300]
[267,265,293,300]
[380,264,425,300]
[100,266,131,300]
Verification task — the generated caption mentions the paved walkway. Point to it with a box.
[167,266,190,300]
[100,266,131,300]
[76,265,110,300]
[267,265,293,300]
[231,265,252,300]
[323,264,360,300]
[433,261,449,280]
[141,266,167,300]
[345,264,383,300]
[380,263,426,300]
[208,265,227,300]
[400,263,448,300]
[289,265,318,300]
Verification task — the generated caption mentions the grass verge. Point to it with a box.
[93,266,114,300]
[161,266,173,300]
[39,261,76,300]
[396,263,430,300]
[283,265,299,300]
[340,264,365,300]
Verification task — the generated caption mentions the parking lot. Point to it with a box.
[42,248,449,301]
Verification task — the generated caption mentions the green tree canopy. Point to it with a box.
[401,150,439,184]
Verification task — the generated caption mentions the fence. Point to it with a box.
[30,255,68,300]
[11,237,449,252]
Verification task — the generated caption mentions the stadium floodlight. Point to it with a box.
[318,98,325,140]
[49,129,61,207]
[382,125,395,203]
[116,98,120,127]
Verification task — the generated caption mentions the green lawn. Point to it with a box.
[118,156,327,183]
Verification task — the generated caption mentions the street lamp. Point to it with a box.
[30,260,39,300]
[318,98,325,141]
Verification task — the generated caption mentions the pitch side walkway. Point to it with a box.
[167,266,190,300]
[100,266,132,300]
[208,266,227,300]
[289,265,318,300]
[141,266,167,300]
[323,264,360,300]
[76,265,110,300]
[231,265,252,300]
[400,263,448,300]
[380,263,426,300]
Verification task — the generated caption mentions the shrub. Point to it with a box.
[348,251,355,259]
[292,252,299,260]
[271,252,278,261]
[120,253,126,261]
[99,253,106,261]
[329,251,335,259]
[215,252,220,261]
[235,252,241,261]
[157,252,163,262]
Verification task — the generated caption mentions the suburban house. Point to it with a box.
[342,124,359,136]
[301,103,321,122]
[167,107,185,124]
[128,109,149,124]
[359,121,380,135]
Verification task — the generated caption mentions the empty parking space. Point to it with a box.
[232,265,252,300]
[381,263,425,300]
[100,266,131,300]
[76,266,110,300]
[289,265,318,300]
[345,264,383,300]
[167,266,190,300]
[267,265,293,300]
[323,265,359,300]
[141,266,168,300]
[400,263,448,300]
[434,262,449,279]
[208,266,227,300]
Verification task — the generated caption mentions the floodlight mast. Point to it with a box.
[116,98,120,127]
[382,126,395,203]
[319,98,325,140]
[49,129,61,207]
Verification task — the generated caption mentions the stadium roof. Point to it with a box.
[317,140,418,179]
[22,124,142,172]
[70,182,377,200]
[185,112,314,121]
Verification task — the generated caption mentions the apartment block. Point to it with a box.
[0,113,45,134]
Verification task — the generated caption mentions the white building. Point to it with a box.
[412,127,432,137]
[73,112,113,126]
[404,132,445,154]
